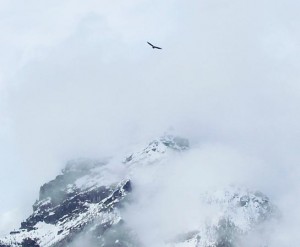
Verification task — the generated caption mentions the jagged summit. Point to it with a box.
[124,135,189,165]
[0,135,277,247]
[159,135,189,151]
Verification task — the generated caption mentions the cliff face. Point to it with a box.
[0,136,277,247]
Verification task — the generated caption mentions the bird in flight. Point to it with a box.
[147,41,162,50]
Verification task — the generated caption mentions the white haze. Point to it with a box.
[122,145,298,247]
[0,0,299,245]
[121,146,259,247]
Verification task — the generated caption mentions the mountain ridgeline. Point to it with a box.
[0,136,277,247]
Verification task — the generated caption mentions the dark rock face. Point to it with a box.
[39,159,105,205]
[0,244,11,247]
[1,158,132,247]
[22,175,117,230]
[21,238,40,247]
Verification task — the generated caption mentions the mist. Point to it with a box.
[120,144,296,247]
[0,0,299,244]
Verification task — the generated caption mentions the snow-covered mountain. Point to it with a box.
[0,136,278,247]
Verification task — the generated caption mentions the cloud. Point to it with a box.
[0,209,22,236]
[0,0,299,242]
[121,143,299,246]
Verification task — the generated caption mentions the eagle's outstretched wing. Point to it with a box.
[147,41,162,49]
[153,45,162,49]
[147,41,154,47]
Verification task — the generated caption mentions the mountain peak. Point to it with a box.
[0,136,277,247]
[159,135,190,151]
[124,135,189,166]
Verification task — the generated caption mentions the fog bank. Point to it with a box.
[0,0,299,242]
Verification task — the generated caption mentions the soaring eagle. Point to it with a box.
[147,42,162,50]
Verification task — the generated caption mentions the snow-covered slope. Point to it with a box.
[0,136,277,247]
[168,186,276,247]
[0,161,131,247]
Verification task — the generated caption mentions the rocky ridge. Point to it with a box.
[0,136,277,247]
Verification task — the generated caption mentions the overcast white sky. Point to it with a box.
[0,0,300,241]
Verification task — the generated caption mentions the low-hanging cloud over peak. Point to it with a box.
[0,0,299,244]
